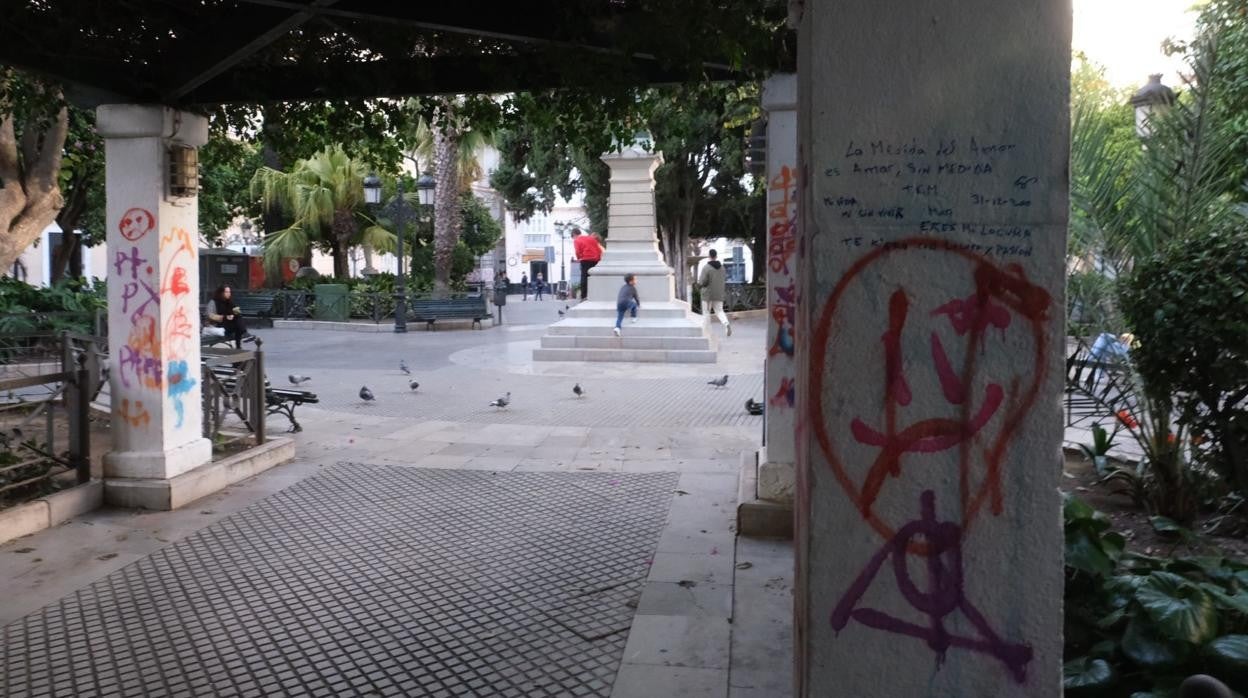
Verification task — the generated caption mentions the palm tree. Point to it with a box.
[250,145,392,279]
[406,98,495,293]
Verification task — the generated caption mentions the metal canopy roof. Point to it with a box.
[1,0,786,107]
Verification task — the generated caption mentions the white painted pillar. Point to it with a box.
[585,147,674,303]
[794,1,1069,695]
[98,105,211,485]
[758,73,798,504]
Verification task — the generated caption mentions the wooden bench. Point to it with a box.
[232,292,279,327]
[265,388,319,433]
[408,296,490,330]
[209,365,318,433]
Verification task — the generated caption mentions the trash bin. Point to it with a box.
[314,284,349,321]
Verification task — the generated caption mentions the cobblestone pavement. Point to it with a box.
[1,466,678,697]
[1,304,794,698]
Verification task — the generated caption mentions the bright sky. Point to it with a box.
[1073,0,1201,88]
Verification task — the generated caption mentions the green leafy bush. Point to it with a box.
[0,277,106,335]
[1120,226,1248,498]
[1064,495,1248,695]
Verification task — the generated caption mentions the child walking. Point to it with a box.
[613,274,639,337]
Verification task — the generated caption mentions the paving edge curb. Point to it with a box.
[735,450,793,538]
[273,320,497,332]
[0,480,104,546]
[104,436,296,511]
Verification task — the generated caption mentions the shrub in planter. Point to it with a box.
[1120,227,1248,498]
[1063,495,1248,695]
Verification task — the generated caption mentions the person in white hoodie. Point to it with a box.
[697,249,731,337]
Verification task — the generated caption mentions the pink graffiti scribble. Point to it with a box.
[831,490,1033,683]
[770,377,796,408]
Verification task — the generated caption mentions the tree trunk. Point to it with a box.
[431,100,462,295]
[49,170,94,282]
[0,105,69,272]
[332,239,349,279]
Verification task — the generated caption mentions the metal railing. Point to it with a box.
[724,283,766,312]
[0,334,93,506]
[265,288,487,324]
[202,343,267,447]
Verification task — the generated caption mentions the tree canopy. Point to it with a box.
[489,82,762,298]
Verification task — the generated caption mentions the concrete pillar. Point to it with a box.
[98,105,212,487]
[794,1,1069,696]
[758,73,798,505]
[585,146,673,303]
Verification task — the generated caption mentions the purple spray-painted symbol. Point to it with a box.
[830,490,1033,684]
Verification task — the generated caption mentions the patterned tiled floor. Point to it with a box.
[0,466,679,697]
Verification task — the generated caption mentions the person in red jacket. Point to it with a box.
[571,227,603,300]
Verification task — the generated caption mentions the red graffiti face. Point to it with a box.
[810,240,1050,553]
[119,208,155,241]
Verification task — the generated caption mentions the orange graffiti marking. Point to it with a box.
[119,399,151,428]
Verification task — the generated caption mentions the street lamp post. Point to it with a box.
[1130,74,1175,139]
[556,222,568,284]
[363,173,435,333]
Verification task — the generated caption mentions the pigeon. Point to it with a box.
[745,398,764,416]
[565,304,570,310]
[288,374,311,385]
[489,392,511,409]
[399,359,411,375]
[359,386,375,402]
[573,383,585,398]
[409,380,419,392]
[558,309,565,317]
[708,374,729,388]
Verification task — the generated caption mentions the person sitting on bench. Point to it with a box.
[205,285,253,349]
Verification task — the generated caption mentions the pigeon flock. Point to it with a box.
[292,354,749,416]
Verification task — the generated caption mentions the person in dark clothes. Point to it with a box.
[521,273,529,301]
[205,285,250,349]
[613,274,640,337]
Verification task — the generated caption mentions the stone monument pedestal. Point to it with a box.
[534,144,716,363]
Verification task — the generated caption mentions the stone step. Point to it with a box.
[540,335,712,350]
[568,306,692,319]
[532,347,718,363]
[546,320,707,338]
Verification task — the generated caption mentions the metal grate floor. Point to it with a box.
[1,466,679,697]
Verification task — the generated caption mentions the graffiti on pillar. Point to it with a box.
[770,377,796,408]
[118,208,155,242]
[768,164,799,410]
[810,240,1051,683]
[160,227,198,428]
[114,210,163,390]
[118,399,151,428]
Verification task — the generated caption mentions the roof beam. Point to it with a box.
[180,52,739,105]
[161,0,341,102]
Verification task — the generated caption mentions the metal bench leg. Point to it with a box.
[267,401,303,433]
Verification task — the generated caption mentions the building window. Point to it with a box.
[524,233,551,248]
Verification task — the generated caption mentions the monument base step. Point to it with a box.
[540,335,712,350]
[546,319,709,338]
[532,347,717,363]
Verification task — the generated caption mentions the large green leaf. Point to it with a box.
[1205,634,1248,687]
[1067,529,1117,577]
[1200,583,1248,617]
[1063,657,1116,694]
[1123,616,1185,668]
[1136,572,1220,645]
